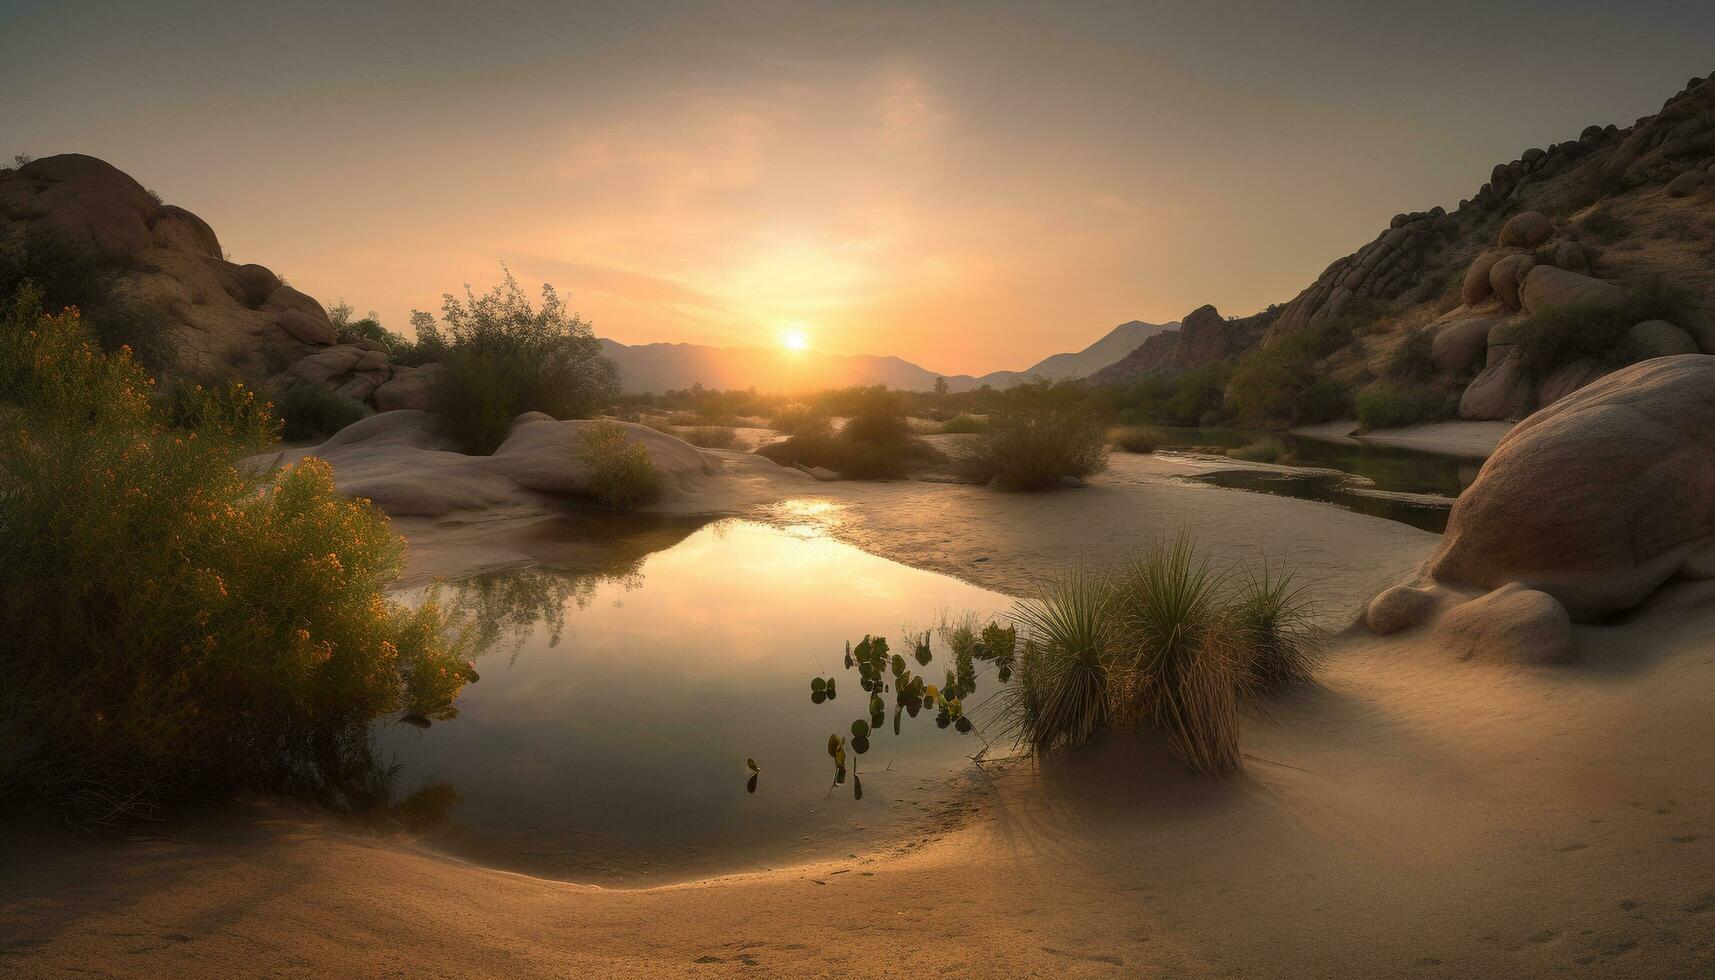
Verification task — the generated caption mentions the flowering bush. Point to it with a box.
[0,285,477,822]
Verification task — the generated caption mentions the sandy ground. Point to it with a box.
[6,446,1713,977]
[1293,419,1514,459]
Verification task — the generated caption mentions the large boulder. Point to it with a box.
[1488,254,1536,311]
[1517,266,1623,317]
[1497,211,1554,248]
[494,416,722,495]
[1665,170,1706,197]
[1459,347,1533,420]
[1627,320,1698,358]
[373,363,444,412]
[1431,314,1504,373]
[1431,355,1715,620]
[1461,251,1505,306]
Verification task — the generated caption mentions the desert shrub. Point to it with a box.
[0,225,173,368]
[416,268,618,454]
[939,414,986,434]
[1108,425,1165,453]
[1115,362,1232,427]
[1231,563,1320,697]
[277,384,372,441]
[1000,570,1116,754]
[1384,327,1438,383]
[1226,312,1361,424]
[758,387,937,479]
[1505,278,1696,377]
[769,405,828,436]
[1228,437,1286,463]
[682,425,737,449]
[1579,205,1632,241]
[1355,382,1448,430]
[578,421,662,508]
[954,380,1108,489]
[0,286,477,823]
[1111,536,1241,775]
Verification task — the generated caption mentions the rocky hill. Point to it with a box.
[1098,71,1715,424]
[0,154,434,411]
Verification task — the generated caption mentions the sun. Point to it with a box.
[780,329,810,352]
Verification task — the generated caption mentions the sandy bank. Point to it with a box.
[7,575,1713,977]
[1293,419,1514,459]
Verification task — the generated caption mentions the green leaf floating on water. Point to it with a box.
[852,734,870,754]
[851,719,870,738]
[812,677,826,693]
[746,757,760,773]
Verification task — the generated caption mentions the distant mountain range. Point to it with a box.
[599,319,1175,394]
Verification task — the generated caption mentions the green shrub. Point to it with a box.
[0,286,477,823]
[955,380,1108,489]
[418,268,618,454]
[1115,362,1232,426]
[758,387,938,479]
[681,425,738,449]
[578,421,663,508]
[1504,278,1696,377]
[939,414,986,434]
[1355,382,1448,430]
[277,384,372,441]
[1226,312,1362,424]
[1108,425,1165,453]
[0,225,174,369]
[1383,327,1438,383]
[1228,437,1286,463]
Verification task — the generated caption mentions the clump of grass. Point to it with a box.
[578,421,663,508]
[1227,436,1286,463]
[277,383,372,441]
[1579,204,1632,241]
[1108,424,1166,453]
[954,380,1108,489]
[1111,536,1241,775]
[939,414,986,434]
[1000,570,1116,754]
[681,425,737,449]
[1231,563,1320,696]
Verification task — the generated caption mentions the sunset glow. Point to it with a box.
[781,329,810,352]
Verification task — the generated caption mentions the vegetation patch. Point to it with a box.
[1108,425,1166,453]
[418,268,618,454]
[1225,310,1368,425]
[954,380,1108,489]
[0,285,478,824]
[1227,436,1286,463]
[578,421,664,509]
[277,383,372,441]
[757,387,940,480]
[1355,382,1449,430]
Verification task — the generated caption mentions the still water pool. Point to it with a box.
[380,519,1012,884]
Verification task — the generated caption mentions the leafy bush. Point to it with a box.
[1108,425,1165,453]
[0,225,173,369]
[1508,278,1699,377]
[278,384,372,441]
[1383,326,1438,383]
[939,414,986,434]
[578,421,662,508]
[1355,382,1448,430]
[1228,437,1286,463]
[955,380,1108,489]
[0,286,477,822]
[1115,362,1232,426]
[681,425,738,449]
[1226,313,1361,424]
[415,268,618,454]
[758,387,938,479]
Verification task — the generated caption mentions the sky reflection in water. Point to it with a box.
[380,519,1011,884]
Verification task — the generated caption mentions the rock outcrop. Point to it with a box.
[1088,304,1276,384]
[0,153,393,404]
[1366,356,1715,652]
[253,412,724,518]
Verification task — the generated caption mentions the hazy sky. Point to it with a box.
[4,1,1713,373]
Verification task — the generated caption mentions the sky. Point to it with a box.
[3,1,1713,375]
